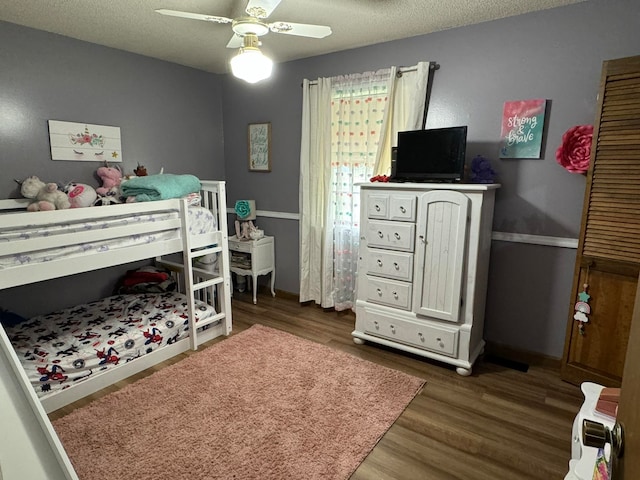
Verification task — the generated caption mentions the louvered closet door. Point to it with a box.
[413,190,469,322]
[561,55,640,387]
[583,60,640,261]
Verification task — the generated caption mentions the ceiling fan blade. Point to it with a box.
[155,9,232,24]
[245,0,282,19]
[268,22,332,38]
[226,34,245,49]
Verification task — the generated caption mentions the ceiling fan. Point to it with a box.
[156,0,332,83]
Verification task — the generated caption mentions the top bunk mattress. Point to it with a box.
[0,205,216,270]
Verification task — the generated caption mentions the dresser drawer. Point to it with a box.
[365,220,415,252]
[366,194,389,219]
[229,239,251,252]
[366,193,417,221]
[363,312,459,357]
[364,276,412,310]
[364,248,413,281]
[389,195,417,221]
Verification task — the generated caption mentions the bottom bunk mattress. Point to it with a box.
[4,291,217,399]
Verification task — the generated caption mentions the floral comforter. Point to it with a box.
[5,291,217,398]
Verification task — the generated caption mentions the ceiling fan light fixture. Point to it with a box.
[232,18,270,37]
[230,45,273,84]
[158,2,333,79]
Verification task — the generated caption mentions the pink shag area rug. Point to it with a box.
[53,324,425,480]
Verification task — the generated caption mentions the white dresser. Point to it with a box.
[352,183,499,375]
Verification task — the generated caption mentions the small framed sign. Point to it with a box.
[248,122,271,172]
[499,99,547,159]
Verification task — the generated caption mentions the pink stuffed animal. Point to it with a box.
[96,165,123,196]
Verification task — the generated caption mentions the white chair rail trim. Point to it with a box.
[490,231,578,249]
[226,208,578,249]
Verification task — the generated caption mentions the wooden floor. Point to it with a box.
[50,292,584,480]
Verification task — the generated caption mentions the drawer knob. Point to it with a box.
[394,232,401,240]
[392,291,398,299]
[436,337,444,348]
[400,206,406,213]
[394,262,399,270]
[390,325,396,334]
[378,231,384,238]
[375,204,381,211]
[418,332,425,342]
[376,288,383,296]
[377,259,383,267]
[373,321,379,329]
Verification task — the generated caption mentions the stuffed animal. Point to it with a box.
[96,165,123,195]
[134,164,148,176]
[235,219,262,240]
[20,176,71,211]
[94,187,122,206]
[470,155,497,184]
[65,182,98,208]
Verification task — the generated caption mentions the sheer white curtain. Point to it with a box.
[300,62,432,310]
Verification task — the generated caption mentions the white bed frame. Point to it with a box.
[0,180,232,413]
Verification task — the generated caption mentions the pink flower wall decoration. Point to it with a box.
[556,124,594,174]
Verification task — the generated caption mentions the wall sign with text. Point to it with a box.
[499,99,547,159]
[248,122,271,172]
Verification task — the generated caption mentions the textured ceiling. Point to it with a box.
[0,0,585,74]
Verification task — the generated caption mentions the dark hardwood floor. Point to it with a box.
[50,292,584,479]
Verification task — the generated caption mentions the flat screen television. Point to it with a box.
[393,126,468,182]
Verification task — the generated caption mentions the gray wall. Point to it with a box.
[220,0,639,357]
[0,21,225,197]
[0,20,225,316]
[1,0,639,358]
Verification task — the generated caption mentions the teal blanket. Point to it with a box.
[122,174,201,202]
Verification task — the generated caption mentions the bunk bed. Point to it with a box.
[0,180,232,414]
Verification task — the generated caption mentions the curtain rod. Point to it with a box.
[305,62,439,86]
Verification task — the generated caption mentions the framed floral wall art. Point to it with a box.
[248,122,271,172]
[48,120,122,162]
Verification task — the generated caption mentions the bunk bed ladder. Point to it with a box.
[212,182,233,340]
[179,183,233,350]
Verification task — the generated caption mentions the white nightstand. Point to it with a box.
[228,235,276,304]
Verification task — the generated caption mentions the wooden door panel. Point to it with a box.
[615,275,640,479]
[566,267,635,382]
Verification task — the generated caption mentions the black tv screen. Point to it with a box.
[394,126,467,182]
